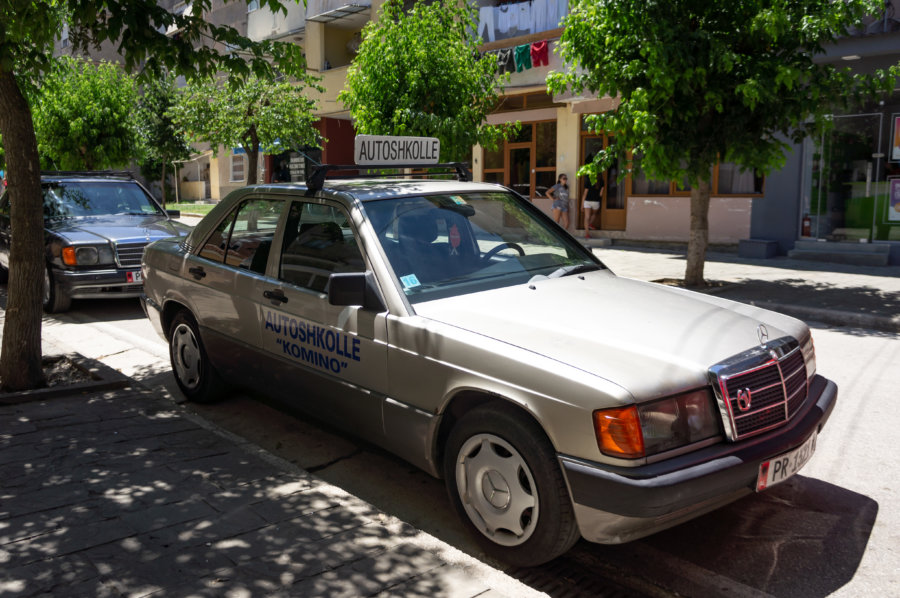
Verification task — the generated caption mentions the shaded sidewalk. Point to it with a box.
[593,246,900,333]
[0,387,535,598]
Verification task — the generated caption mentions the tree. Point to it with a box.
[33,56,138,170]
[548,0,897,286]
[170,74,323,186]
[0,0,308,392]
[338,0,515,162]
[136,74,192,206]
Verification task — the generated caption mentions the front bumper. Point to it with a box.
[561,374,837,544]
[53,267,144,300]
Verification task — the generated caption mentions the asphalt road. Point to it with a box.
[35,297,900,597]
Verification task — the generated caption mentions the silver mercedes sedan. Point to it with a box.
[141,167,836,566]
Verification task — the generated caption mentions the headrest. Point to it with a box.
[398,211,438,245]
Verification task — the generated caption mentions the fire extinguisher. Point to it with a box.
[802,213,811,237]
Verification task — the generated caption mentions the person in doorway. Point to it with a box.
[546,174,570,228]
[581,176,604,239]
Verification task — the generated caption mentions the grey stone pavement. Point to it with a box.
[1,243,898,598]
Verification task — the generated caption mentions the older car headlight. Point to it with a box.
[593,389,721,459]
[801,334,817,381]
[61,244,115,266]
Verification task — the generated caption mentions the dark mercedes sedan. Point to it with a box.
[0,172,191,312]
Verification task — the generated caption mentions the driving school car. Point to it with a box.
[140,136,836,567]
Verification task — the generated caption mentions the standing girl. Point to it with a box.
[546,174,569,228]
[581,176,604,239]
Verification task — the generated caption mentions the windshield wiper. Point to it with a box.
[547,263,602,278]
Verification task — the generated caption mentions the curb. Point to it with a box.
[745,301,900,334]
[0,352,132,405]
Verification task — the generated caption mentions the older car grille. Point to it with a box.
[711,339,810,441]
[115,242,148,268]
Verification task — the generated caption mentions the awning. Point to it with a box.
[306,0,370,24]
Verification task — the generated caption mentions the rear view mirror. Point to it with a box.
[328,271,386,312]
[166,209,181,218]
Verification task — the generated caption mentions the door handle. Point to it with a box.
[263,289,288,304]
[188,266,206,280]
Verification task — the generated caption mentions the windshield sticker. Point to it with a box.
[449,224,461,255]
[263,309,360,374]
[400,274,421,289]
[450,196,467,205]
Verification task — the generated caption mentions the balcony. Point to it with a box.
[475,0,567,44]
[248,1,307,42]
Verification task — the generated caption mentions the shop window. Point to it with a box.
[535,121,556,166]
[230,154,245,183]
[631,170,670,195]
[484,146,504,170]
[717,162,764,194]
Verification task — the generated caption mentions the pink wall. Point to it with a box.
[625,196,752,243]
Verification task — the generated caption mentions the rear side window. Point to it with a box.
[198,199,283,275]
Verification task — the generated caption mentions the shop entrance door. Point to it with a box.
[580,135,625,231]
[809,114,883,240]
[508,145,531,199]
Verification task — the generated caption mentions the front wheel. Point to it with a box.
[443,403,581,567]
[43,265,71,313]
[168,310,226,403]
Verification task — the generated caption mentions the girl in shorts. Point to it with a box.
[581,176,604,239]
[546,174,569,228]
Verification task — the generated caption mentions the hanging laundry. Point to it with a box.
[530,40,549,67]
[498,47,516,75]
[514,43,533,72]
[477,5,496,42]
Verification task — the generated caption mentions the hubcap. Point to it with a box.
[455,433,539,547]
[171,323,201,390]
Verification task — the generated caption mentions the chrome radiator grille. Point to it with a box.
[115,242,148,268]
[711,338,810,441]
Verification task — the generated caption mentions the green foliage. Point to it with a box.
[31,56,138,170]
[1,1,308,86]
[339,0,516,162]
[169,74,323,183]
[548,0,898,185]
[136,74,192,177]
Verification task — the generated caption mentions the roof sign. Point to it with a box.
[354,135,440,166]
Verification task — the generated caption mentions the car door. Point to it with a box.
[183,197,287,380]
[253,198,390,443]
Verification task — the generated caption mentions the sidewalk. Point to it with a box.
[0,384,543,598]
[591,246,900,333]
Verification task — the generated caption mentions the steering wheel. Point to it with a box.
[482,242,525,262]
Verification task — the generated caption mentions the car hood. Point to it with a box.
[47,215,191,244]
[412,270,808,401]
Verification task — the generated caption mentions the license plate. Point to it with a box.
[126,270,143,283]
[757,432,817,491]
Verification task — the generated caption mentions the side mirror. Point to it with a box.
[328,271,386,312]
[166,209,181,218]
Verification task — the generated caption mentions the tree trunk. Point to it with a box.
[247,145,259,185]
[685,177,712,287]
[160,161,167,208]
[0,71,47,391]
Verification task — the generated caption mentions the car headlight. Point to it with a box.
[61,244,115,266]
[593,389,721,459]
[801,334,816,381]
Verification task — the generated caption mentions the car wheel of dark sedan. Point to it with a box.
[169,310,226,403]
[43,265,71,313]
[444,403,581,567]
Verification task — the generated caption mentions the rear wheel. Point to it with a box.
[443,403,581,567]
[43,265,71,313]
[168,310,226,403]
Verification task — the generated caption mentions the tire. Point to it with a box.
[443,403,581,567]
[0,265,7,284]
[168,310,226,403]
[43,265,72,313]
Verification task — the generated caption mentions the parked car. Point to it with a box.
[141,153,836,567]
[0,171,190,313]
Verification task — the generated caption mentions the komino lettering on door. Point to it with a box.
[263,309,361,374]
[354,135,441,166]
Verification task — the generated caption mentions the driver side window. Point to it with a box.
[278,201,365,293]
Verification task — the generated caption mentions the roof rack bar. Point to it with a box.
[41,170,135,178]
[306,162,471,192]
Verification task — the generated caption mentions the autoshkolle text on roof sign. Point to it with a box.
[354,135,441,165]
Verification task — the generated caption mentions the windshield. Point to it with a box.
[362,191,603,303]
[42,181,164,219]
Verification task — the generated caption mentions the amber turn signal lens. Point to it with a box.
[61,247,77,266]
[593,406,645,459]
